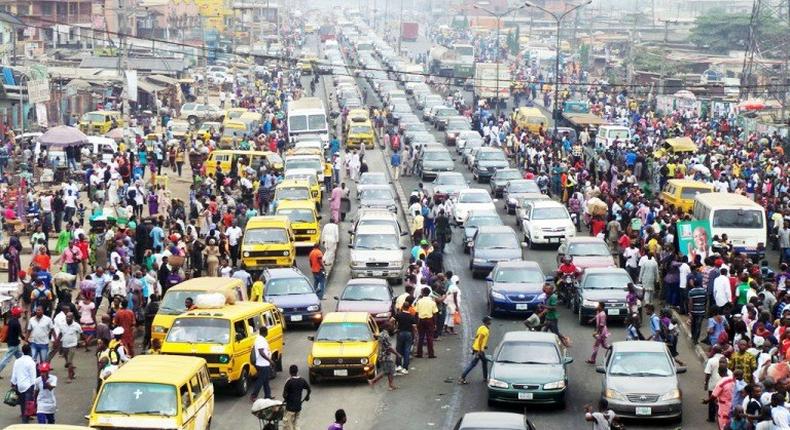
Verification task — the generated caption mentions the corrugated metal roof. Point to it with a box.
[137,79,167,93]
[79,56,188,72]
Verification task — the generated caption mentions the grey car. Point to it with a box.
[597,341,685,420]
[417,147,455,180]
[489,168,523,197]
[503,180,542,214]
[358,185,397,213]
[470,225,524,277]
[473,148,510,183]
[454,412,536,430]
[463,211,503,253]
[428,172,469,204]
[572,268,635,324]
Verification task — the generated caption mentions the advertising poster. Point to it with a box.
[677,220,712,261]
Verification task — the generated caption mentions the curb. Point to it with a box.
[670,308,708,365]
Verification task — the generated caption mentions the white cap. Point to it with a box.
[112,327,125,336]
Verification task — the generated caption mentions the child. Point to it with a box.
[147,338,162,355]
[625,313,644,341]
[728,405,747,430]
[78,294,96,351]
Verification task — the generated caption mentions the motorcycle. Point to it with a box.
[558,274,576,308]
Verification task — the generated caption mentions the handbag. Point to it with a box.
[24,399,36,416]
[452,311,462,325]
[0,324,8,343]
[3,388,18,407]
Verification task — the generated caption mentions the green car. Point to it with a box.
[487,331,572,408]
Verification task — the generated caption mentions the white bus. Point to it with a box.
[287,97,329,145]
[692,193,766,260]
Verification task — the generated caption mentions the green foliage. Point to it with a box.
[579,44,589,69]
[689,9,786,54]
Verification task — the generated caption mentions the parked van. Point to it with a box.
[595,125,631,147]
[276,200,321,247]
[242,216,296,269]
[161,301,285,396]
[511,107,548,133]
[693,193,767,261]
[661,179,714,213]
[79,110,124,135]
[151,277,248,343]
[653,136,699,158]
[219,120,249,148]
[205,150,283,176]
[89,355,214,430]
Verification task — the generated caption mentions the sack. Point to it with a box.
[452,311,462,325]
[0,324,7,343]
[24,399,35,416]
[3,388,18,407]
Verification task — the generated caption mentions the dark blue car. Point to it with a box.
[262,267,322,327]
[486,261,548,316]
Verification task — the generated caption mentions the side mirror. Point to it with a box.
[564,356,574,364]
[595,365,605,374]
[348,230,354,235]
[348,243,353,248]
[676,366,687,374]
[400,246,407,250]
[486,354,494,361]
[400,231,408,236]
[316,215,322,220]
[307,335,315,341]
[485,276,492,282]
[333,296,339,301]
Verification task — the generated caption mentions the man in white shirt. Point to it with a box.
[10,344,37,421]
[623,243,641,282]
[771,392,790,429]
[321,220,339,270]
[33,361,57,423]
[27,306,54,363]
[250,326,273,401]
[226,222,243,267]
[57,312,82,381]
[678,256,692,313]
[713,268,732,312]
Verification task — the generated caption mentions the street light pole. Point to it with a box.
[525,0,592,136]
[473,3,527,119]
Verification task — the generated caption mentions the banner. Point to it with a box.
[125,70,137,102]
[677,220,712,261]
[35,103,47,127]
[27,79,50,103]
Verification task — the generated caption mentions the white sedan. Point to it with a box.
[453,189,497,225]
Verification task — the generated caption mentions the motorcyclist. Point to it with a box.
[556,255,579,279]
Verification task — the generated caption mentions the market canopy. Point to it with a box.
[38,125,89,148]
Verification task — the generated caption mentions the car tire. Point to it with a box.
[487,397,496,408]
[188,116,198,125]
[233,367,249,397]
[557,397,566,410]
[309,373,318,385]
[487,300,496,317]
[527,235,535,250]
[578,307,584,324]
[572,298,579,314]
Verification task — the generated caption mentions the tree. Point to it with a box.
[510,26,520,56]
[689,9,785,54]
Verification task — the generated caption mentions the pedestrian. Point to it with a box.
[443,274,461,335]
[113,299,136,357]
[282,364,311,430]
[414,287,438,359]
[107,327,130,365]
[328,409,347,430]
[704,355,731,423]
[250,326,273,402]
[393,301,417,374]
[539,283,569,347]
[33,361,57,424]
[26,305,53,363]
[10,344,36,423]
[458,316,492,384]
[368,321,401,390]
[308,243,326,299]
[638,252,659,304]
[586,302,611,364]
[330,183,343,224]
[0,306,23,374]
[584,403,617,430]
[390,150,401,179]
[56,312,82,382]
[687,279,708,344]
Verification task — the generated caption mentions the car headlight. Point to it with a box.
[490,291,506,300]
[375,312,390,318]
[218,354,230,364]
[277,307,284,313]
[243,251,250,257]
[605,388,626,401]
[582,299,598,308]
[488,378,509,389]
[312,358,322,366]
[283,251,290,256]
[307,305,319,312]
[351,260,365,267]
[153,325,166,333]
[544,380,566,390]
[660,389,681,401]
[360,357,369,365]
[306,230,317,234]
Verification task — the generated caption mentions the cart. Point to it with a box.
[251,398,284,430]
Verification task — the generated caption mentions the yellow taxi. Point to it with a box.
[242,216,296,269]
[205,150,283,176]
[283,168,323,206]
[160,301,285,396]
[167,119,191,141]
[219,120,249,148]
[274,178,313,209]
[239,111,263,132]
[511,107,548,133]
[660,179,714,213]
[223,107,248,124]
[89,355,214,430]
[5,426,93,430]
[346,118,375,149]
[653,136,699,158]
[284,154,325,182]
[307,312,380,384]
[196,121,222,141]
[79,110,124,135]
[275,200,321,248]
[151,277,248,343]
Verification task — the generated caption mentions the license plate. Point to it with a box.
[517,392,533,400]
[635,407,652,416]
[291,315,303,322]
[549,237,559,243]
[516,304,528,310]
[333,369,348,377]
[607,308,621,316]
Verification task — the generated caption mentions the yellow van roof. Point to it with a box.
[666,179,714,188]
[276,200,317,211]
[322,312,370,323]
[224,120,247,128]
[102,355,207,385]
[664,137,697,152]
[5,426,94,430]
[181,301,275,320]
[165,277,243,292]
[277,178,311,188]
[246,215,291,228]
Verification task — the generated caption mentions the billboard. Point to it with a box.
[677,220,712,261]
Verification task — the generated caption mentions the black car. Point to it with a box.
[417,147,455,180]
[473,148,510,183]
[571,268,635,324]
[489,168,522,198]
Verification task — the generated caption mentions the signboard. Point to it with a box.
[677,220,712,261]
[27,79,50,103]
[125,70,137,102]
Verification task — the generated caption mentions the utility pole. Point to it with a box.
[657,19,677,97]
[118,0,130,122]
[398,0,404,54]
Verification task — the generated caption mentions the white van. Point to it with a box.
[692,193,766,261]
[595,125,631,148]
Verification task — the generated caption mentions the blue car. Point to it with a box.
[487,261,548,316]
[261,267,322,327]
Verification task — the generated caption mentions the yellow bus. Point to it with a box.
[512,107,548,133]
[242,216,296,269]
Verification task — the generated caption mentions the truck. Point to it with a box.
[401,22,419,42]
[429,44,475,84]
[474,63,510,100]
[319,24,336,42]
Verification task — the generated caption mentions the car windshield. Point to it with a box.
[609,351,674,377]
[467,215,502,228]
[477,151,506,161]
[342,284,390,301]
[448,121,470,130]
[568,242,610,256]
[532,207,569,220]
[680,187,712,199]
[509,181,540,193]
[315,322,372,342]
[423,151,452,162]
[244,228,288,244]
[266,277,314,296]
[223,128,245,138]
[476,232,519,249]
[277,187,310,200]
[496,171,521,181]
[95,382,178,416]
[361,188,392,200]
[584,273,631,289]
[166,317,230,344]
[712,209,764,229]
[350,125,372,134]
[360,174,387,185]
[459,193,492,204]
[82,113,107,122]
[436,174,466,185]
[495,268,544,283]
[170,123,189,132]
[354,233,399,250]
[159,290,202,315]
[277,208,315,223]
[496,341,560,364]
[285,159,321,171]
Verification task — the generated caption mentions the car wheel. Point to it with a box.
[487,299,495,317]
[557,397,566,410]
[309,373,318,385]
[188,116,198,125]
[487,397,496,408]
[572,298,579,314]
[233,367,249,396]
[578,307,584,324]
[527,235,535,250]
